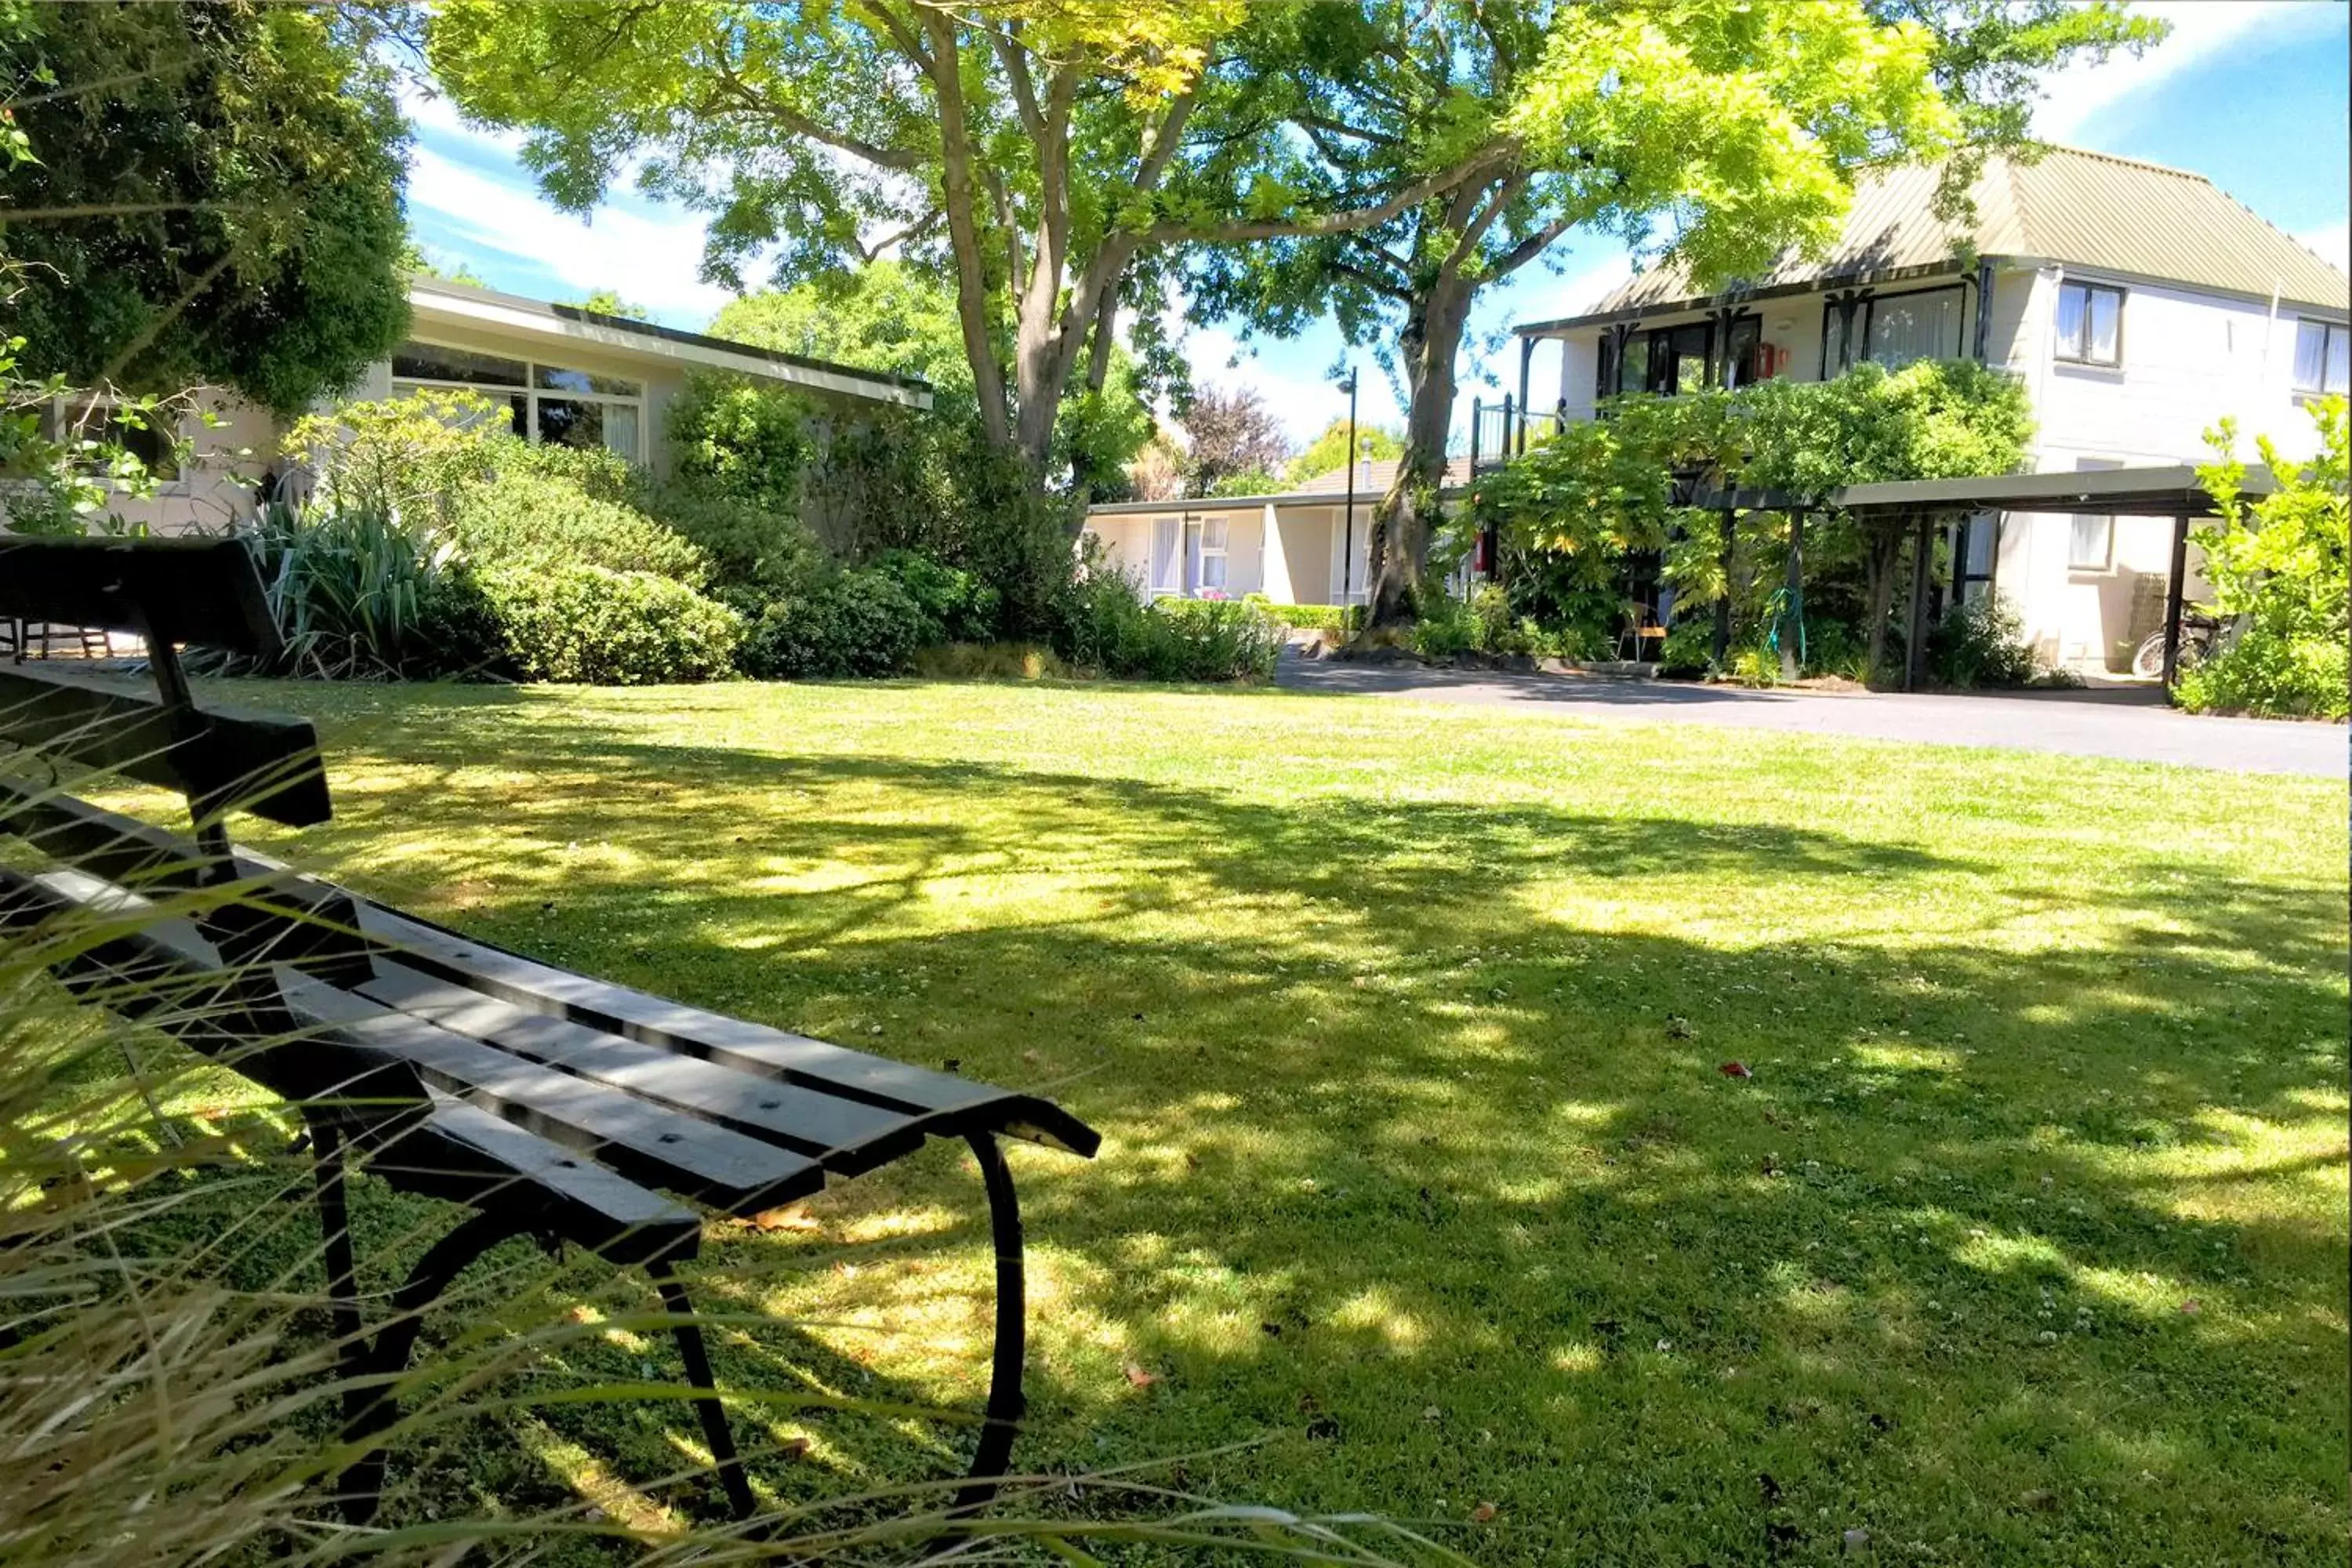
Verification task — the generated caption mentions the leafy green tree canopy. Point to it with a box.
[1,0,411,414]
[1288,418,1406,485]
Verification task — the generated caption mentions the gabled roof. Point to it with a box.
[406,278,933,410]
[1516,146,2350,336]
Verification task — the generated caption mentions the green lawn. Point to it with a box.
[183,679,2351,1562]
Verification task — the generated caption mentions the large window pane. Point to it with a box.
[2068,515,2112,569]
[1823,303,1850,375]
[1617,335,1650,397]
[2053,285,2085,359]
[533,397,604,451]
[2086,288,2120,364]
[391,342,527,387]
[600,403,641,462]
[1867,289,1961,369]
[534,363,642,397]
[1151,517,1180,591]
[2331,327,2350,394]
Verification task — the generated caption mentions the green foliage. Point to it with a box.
[1929,592,2040,689]
[0,319,196,531]
[1288,419,1405,485]
[666,374,814,513]
[637,481,826,596]
[2176,399,2350,720]
[246,501,491,680]
[282,389,514,525]
[1051,566,1283,681]
[1246,599,1360,634]
[870,550,1000,645]
[451,472,713,588]
[1480,361,2036,673]
[566,288,650,319]
[479,562,742,684]
[1,1,411,413]
[734,569,927,680]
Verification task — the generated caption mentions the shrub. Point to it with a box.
[245,499,496,679]
[452,471,712,586]
[479,562,741,684]
[2175,399,2350,720]
[281,387,511,524]
[735,568,927,679]
[1240,599,1359,634]
[1051,570,1282,681]
[871,550,1001,644]
[1929,593,2040,688]
[636,481,825,595]
[501,437,637,503]
[667,374,812,511]
[1657,621,1715,677]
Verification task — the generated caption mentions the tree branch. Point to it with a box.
[1491,208,1581,278]
[1146,143,1512,245]
[704,56,923,171]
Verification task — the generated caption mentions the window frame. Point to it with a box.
[2053,280,2125,368]
[1196,516,1230,593]
[2292,318,2349,397]
[388,335,648,463]
[1821,284,1969,377]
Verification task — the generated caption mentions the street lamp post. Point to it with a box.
[1337,369,1359,604]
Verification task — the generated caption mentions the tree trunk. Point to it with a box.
[1362,279,1473,634]
[921,14,1012,452]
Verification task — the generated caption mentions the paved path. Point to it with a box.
[1275,652,2346,777]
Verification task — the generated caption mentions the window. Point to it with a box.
[1824,287,1965,376]
[44,398,181,481]
[2054,281,2123,367]
[1722,316,1763,388]
[2068,457,2123,570]
[2293,318,2349,395]
[1198,517,1229,592]
[1614,333,1650,397]
[1151,517,1181,594]
[389,339,647,462]
[1867,289,1964,369]
[1643,322,1711,394]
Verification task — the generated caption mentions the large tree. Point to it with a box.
[1189,0,2158,633]
[425,2,1494,503]
[0,0,410,414]
[1178,385,1290,496]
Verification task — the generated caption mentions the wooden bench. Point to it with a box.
[0,535,1100,1523]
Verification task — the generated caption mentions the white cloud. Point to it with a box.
[405,144,731,324]
[2031,2,2323,141]
[2297,219,2350,277]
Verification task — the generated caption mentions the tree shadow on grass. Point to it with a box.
[125,683,2352,1563]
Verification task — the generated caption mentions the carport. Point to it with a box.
[1691,463,2276,694]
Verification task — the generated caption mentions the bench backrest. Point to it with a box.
[0,536,333,828]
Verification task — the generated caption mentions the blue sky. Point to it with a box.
[402,1,2352,445]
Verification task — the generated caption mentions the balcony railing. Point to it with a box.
[1466,394,1571,474]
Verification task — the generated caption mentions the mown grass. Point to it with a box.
[126,677,2350,1563]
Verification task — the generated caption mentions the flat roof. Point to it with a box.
[1086,485,1472,520]
[1693,463,2278,518]
[408,278,934,410]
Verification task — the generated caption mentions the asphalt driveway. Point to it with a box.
[1276,652,2347,777]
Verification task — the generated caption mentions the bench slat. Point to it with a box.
[356,905,1101,1156]
[281,975,825,1211]
[0,535,281,655]
[359,962,927,1179]
[0,663,332,826]
[376,1099,702,1266]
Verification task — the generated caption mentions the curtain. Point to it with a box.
[1869,291,1962,368]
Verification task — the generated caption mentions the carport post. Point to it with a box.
[2160,512,2190,693]
[1780,511,1805,683]
[1711,513,1734,666]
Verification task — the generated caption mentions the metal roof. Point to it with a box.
[408,278,935,409]
[1517,147,2350,336]
[1690,463,2278,519]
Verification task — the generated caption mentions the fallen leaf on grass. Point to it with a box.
[2178,1299,2201,1315]
[1469,1502,1498,1523]
[1123,1363,1160,1388]
[1665,1014,1693,1040]
[751,1204,823,1233]
[780,1437,813,1460]
[1719,1061,1752,1079]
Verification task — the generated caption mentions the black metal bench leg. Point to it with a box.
[307,1121,368,1426]
[333,1209,529,1523]
[646,1261,757,1522]
[952,1131,1027,1515]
